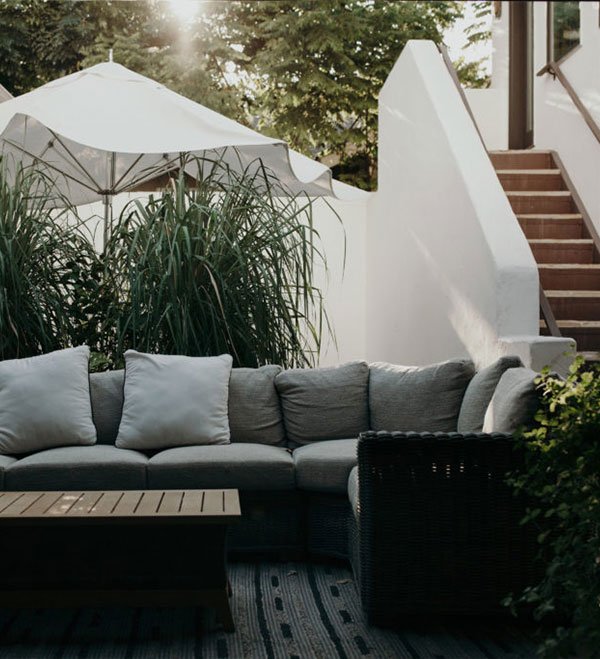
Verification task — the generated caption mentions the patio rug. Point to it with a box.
[0,561,536,659]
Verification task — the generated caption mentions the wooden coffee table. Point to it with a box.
[0,489,241,631]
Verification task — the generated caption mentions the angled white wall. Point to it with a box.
[365,40,567,369]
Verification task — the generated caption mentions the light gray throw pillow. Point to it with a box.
[229,365,286,445]
[457,356,523,432]
[482,367,541,434]
[116,351,233,450]
[0,346,96,455]
[369,359,475,432]
[275,361,369,446]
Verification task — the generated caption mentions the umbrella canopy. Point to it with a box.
[0,62,366,208]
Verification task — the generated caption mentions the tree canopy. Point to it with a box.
[0,0,491,190]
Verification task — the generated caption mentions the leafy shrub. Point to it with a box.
[101,162,329,368]
[509,357,600,657]
[0,164,99,359]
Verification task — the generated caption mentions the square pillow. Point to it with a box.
[0,346,96,455]
[482,367,541,434]
[369,359,475,432]
[228,365,286,445]
[116,351,233,450]
[457,355,523,432]
[275,361,369,446]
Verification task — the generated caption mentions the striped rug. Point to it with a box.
[0,561,536,658]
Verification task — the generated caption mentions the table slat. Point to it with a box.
[202,490,223,515]
[134,491,163,515]
[46,493,84,516]
[66,492,105,516]
[0,492,27,514]
[20,492,65,517]
[224,489,241,516]
[2,492,47,516]
[111,491,144,516]
[180,490,205,515]
[158,491,184,515]
[88,491,124,516]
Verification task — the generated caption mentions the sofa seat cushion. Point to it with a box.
[0,455,17,490]
[293,439,358,494]
[5,446,148,491]
[348,466,359,520]
[148,444,294,491]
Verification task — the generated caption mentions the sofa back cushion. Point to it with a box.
[369,359,475,432]
[0,346,97,455]
[229,365,286,445]
[275,361,369,446]
[90,370,125,445]
[483,367,540,434]
[457,355,523,432]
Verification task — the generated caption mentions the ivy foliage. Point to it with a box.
[508,357,600,657]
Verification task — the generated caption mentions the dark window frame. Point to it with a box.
[547,1,581,64]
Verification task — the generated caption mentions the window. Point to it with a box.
[548,1,581,62]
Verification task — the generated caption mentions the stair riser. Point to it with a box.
[540,269,600,290]
[519,218,583,239]
[548,298,600,321]
[499,173,565,192]
[530,244,594,264]
[540,326,600,351]
[490,152,554,169]
[510,195,576,214]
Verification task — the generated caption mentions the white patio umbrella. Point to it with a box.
[0,62,366,244]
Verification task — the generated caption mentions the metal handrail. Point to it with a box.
[537,60,600,145]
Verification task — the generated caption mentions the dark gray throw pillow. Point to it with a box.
[229,365,286,445]
[483,367,541,434]
[457,356,523,432]
[369,359,475,432]
[90,370,125,445]
[275,361,369,446]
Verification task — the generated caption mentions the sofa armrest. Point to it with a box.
[355,430,539,620]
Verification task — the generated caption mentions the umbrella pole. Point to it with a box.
[102,194,113,251]
[103,152,116,251]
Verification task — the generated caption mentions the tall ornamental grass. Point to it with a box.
[101,162,329,368]
[0,165,98,359]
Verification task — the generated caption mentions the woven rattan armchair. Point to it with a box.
[351,431,541,626]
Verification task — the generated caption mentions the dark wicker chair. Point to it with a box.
[350,431,541,627]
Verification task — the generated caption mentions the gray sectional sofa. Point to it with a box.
[0,356,539,561]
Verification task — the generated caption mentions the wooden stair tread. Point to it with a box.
[545,290,600,297]
[517,214,582,220]
[489,150,553,155]
[528,239,593,244]
[506,191,571,197]
[540,320,600,329]
[538,264,600,269]
[496,169,560,175]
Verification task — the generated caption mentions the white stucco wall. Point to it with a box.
[365,40,543,368]
[533,0,600,231]
[312,196,368,366]
[465,4,509,150]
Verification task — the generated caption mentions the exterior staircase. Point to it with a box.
[490,150,600,362]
